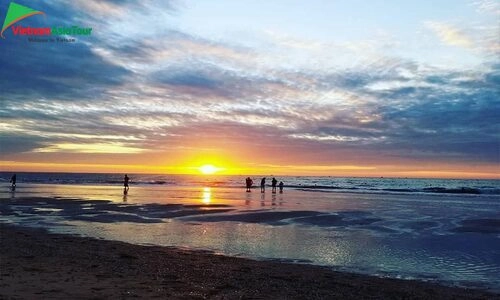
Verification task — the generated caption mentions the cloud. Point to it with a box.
[423,20,499,59]
[3,48,498,165]
[0,2,130,102]
[72,0,179,19]
[424,21,473,48]
[72,0,144,16]
[470,0,500,15]
[33,142,145,154]
[362,64,500,163]
[0,134,46,154]
[151,64,226,90]
[0,41,129,100]
[1,0,498,173]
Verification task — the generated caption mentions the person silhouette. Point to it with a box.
[245,177,253,192]
[279,181,284,193]
[123,174,130,195]
[271,177,277,193]
[10,174,16,191]
[260,177,266,193]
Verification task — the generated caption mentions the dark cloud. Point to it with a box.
[289,63,500,164]
[0,41,129,100]
[149,60,286,102]
[153,68,220,89]
[0,1,130,101]
[0,135,46,154]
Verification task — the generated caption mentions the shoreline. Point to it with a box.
[1,224,498,299]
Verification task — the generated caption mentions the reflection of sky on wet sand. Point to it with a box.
[1,182,499,291]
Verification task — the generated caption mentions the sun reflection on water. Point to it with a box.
[202,187,211,204]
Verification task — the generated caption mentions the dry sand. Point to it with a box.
[0,224,498,299]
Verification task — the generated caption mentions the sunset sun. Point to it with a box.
[199,164,219,175]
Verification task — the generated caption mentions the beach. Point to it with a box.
[2,223,498,299]
[1,175,499,298]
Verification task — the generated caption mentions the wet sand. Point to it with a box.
[1,224,498,299]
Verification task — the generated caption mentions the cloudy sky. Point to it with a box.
[0,0,499,177]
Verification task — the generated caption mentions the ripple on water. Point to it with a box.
[451,218,500,234]
[381,246,500,285]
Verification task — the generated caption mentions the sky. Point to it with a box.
[0,0,499,178]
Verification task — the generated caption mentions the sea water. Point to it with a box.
[0,172,499,291]
[1,172,499,195]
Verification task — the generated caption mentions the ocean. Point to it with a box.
[1,172,499,195]
[1,172,499,291]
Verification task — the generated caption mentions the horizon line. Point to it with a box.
[1,170,499,181]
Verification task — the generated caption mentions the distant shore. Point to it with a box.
[1,224,498,299]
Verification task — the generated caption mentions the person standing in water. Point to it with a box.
[10,174,16,191]
[279,181,284,193]
[124,174,130,195]
[271,177,278,193]
[245,177,253,192]
[260,177,266,193]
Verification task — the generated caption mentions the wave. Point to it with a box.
[294,185,497,195]
[421,187,481,194]
[286,184,359,190]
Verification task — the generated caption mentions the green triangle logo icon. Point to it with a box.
[1,2,44,38]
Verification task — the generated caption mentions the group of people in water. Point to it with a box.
[245,177,284,193]
[8,173,283,195]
